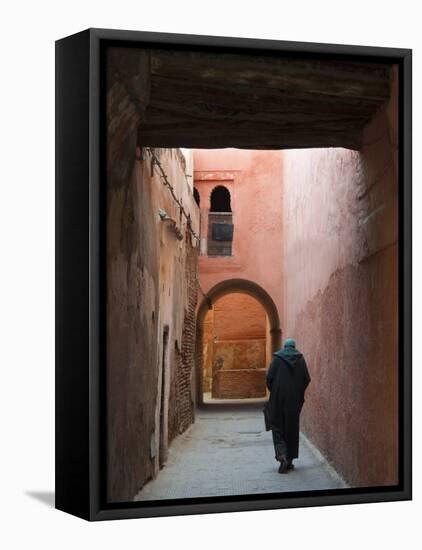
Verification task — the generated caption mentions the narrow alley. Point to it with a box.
[135,403,346,501]
[106,48,399,503]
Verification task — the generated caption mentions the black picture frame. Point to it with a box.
[55,28,412,521]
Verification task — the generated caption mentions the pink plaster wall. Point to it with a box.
[193,149,284,317]
[193,74,398,487]
[281,67,399,487]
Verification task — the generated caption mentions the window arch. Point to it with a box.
[210,186,231,213]
[193,187,200,207]
[207,185,233,257]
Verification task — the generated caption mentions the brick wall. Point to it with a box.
[213,294,267,340]
[168,243,199,441]
[214,369,267,399]
[214,339,266,370]
[203,293,268,398]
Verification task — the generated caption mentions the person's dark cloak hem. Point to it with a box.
[266,349,311,459]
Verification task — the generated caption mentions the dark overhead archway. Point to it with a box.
[195,279,282,405]
[108,46,392,155]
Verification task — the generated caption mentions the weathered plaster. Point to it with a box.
[202,293,268,398]
[107,146,200,502]
[281,68,399,486]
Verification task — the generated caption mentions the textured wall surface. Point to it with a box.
[281,68,399,487]
[214,370,267,399]
[107,144,200,503]
[202,308,215,393]
[168,246,199,441]
[202,293,268,398]
[212,294,267,341]
[194,149,284,318]
[214,339,266,371]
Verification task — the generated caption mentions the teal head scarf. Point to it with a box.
[284,338,296,349]
[274,338,302,365]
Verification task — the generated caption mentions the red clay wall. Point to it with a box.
[203,293,268,398]
[214,339,265,371]
[281,68,399,487]
[214,369,267,399]
[107,145,200,502]
[213,293,266,340]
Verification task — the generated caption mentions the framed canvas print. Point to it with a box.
[55,28,412,521]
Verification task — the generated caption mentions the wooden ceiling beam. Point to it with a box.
[108,48,393,151]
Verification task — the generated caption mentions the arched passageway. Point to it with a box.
[202,293,268,400]
[195,279,281,405]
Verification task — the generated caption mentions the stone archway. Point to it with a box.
[195,279,282,405]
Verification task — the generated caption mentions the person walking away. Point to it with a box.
[266,338,311,473]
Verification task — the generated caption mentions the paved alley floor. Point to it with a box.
[134,403,347,501]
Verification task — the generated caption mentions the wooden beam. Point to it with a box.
[109,48,393,150]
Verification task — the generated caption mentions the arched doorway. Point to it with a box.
[202,293,269,400]
[195,279,281,405]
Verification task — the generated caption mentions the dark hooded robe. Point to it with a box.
[266,342,311,460]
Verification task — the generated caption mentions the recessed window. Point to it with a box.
[208,186,233,256]
[193,187,200,206]
[210,186,232,212]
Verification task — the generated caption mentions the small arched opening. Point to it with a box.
[210,185,232,212]
[195,279,282,405]
[208,186,233,256]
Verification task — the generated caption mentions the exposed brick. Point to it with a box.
[214,369,267,399]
